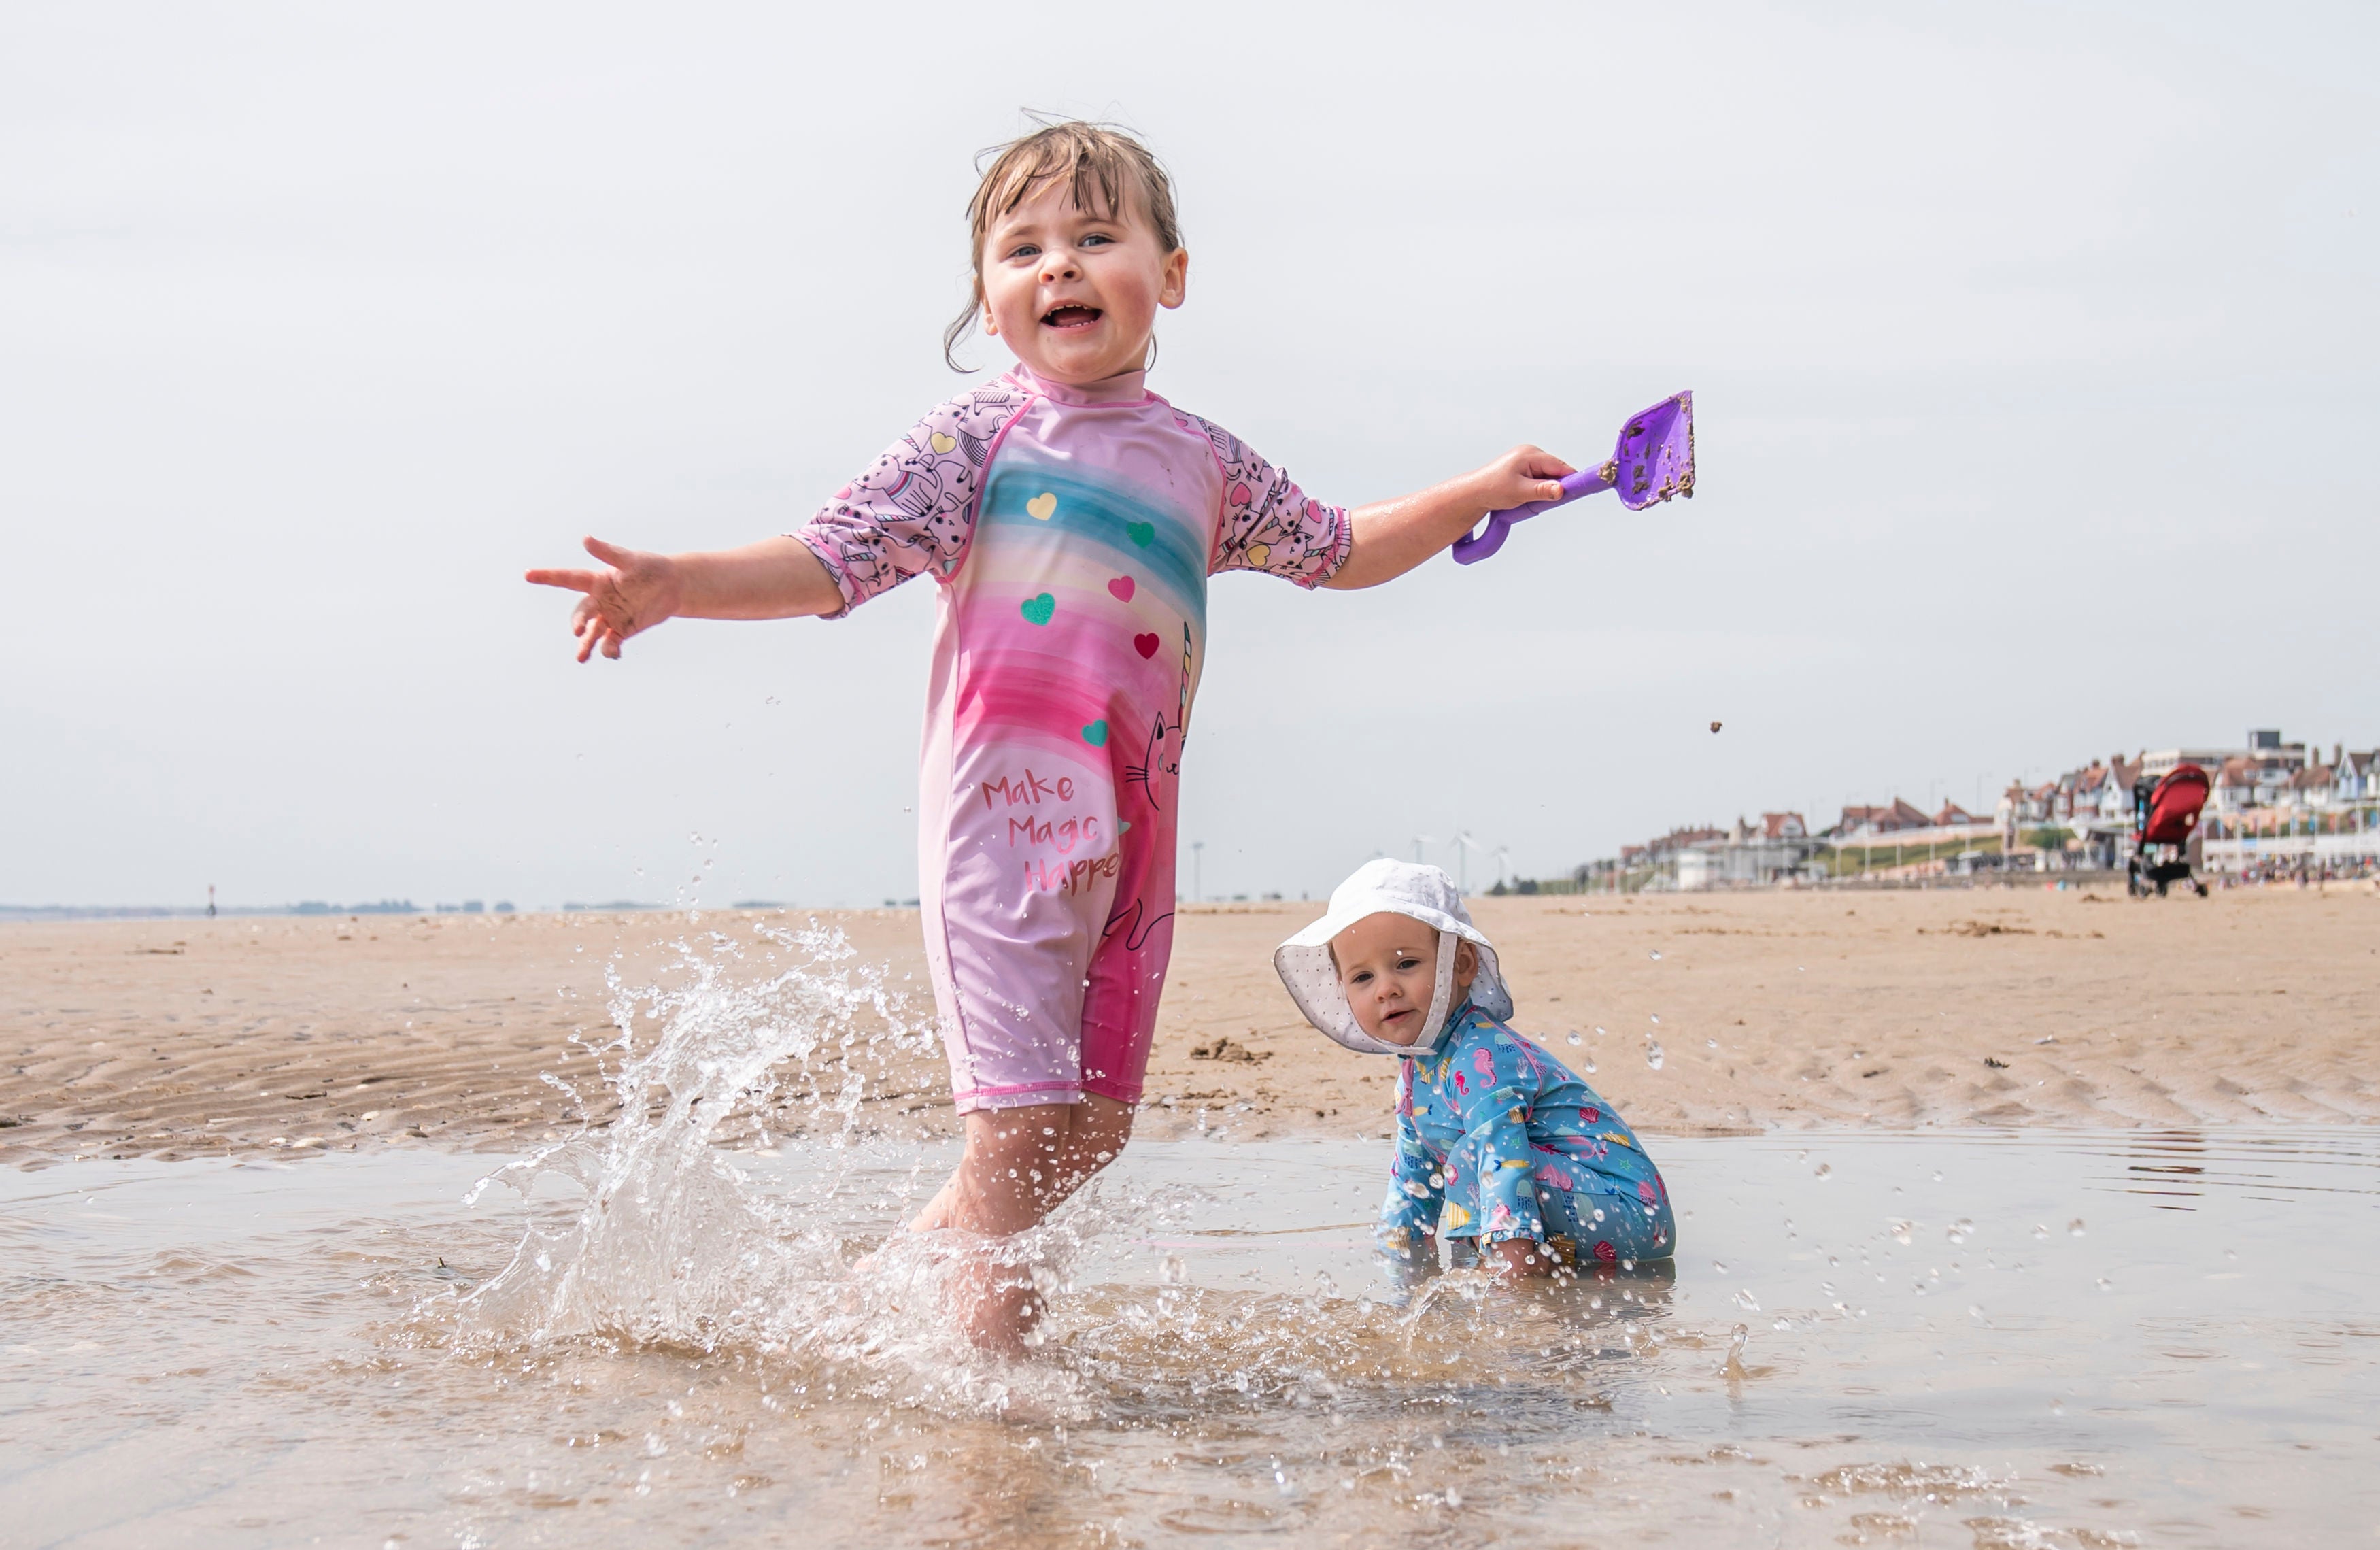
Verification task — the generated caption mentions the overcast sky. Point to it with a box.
[4,1,2373,910]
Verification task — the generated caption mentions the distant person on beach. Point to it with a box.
[528,121,1582,1348]
[1276,861,1675,1275]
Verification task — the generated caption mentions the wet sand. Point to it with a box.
[4,885,2375,1164]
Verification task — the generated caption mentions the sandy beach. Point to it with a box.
[5,883,2373,1166]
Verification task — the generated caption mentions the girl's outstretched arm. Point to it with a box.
[526,535,842,662]
[1322,445,1575,590]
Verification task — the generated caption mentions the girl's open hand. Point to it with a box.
[524,537,683,662]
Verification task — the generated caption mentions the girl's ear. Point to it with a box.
[1158,248,1189,311]
[981,299,1000,338]
[1452,940,1478,989]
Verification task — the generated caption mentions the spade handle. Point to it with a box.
[1449,462,1616,565]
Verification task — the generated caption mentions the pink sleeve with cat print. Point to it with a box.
[793,384,1028,618]
[1177,412,1351,588]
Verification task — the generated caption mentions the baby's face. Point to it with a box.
[979,175,1186,386]
[1333,913,1476,1047]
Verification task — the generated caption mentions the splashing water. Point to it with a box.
[425,920,1591,1426]
[1645,1039,1665,1071]
[1718,1321,1750,1378]
[440,919,1134,1415]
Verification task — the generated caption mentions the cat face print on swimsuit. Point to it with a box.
[979,175,1187,387]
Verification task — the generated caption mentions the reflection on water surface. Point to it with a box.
[5,1126,2376,1547]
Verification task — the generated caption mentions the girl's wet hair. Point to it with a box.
[945,118,1182,371]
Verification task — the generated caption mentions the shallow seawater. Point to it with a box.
[5,1128,2377,1548]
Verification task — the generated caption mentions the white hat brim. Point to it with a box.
[1273,862,1513,1056]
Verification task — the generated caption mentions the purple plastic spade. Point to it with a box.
[1450,390,1695,565]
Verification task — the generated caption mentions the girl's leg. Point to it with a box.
[908,1094,1136,1349]
[908,1095,1135,1234]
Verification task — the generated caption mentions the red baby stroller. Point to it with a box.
[2128,764,2210,898]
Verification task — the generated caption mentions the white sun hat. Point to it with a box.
[1274,859,1514,1057]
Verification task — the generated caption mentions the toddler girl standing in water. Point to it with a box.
[528,122,1582,1347]
[1276,860,1674,1275]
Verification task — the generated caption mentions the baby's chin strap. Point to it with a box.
[1407,928,1457,1056]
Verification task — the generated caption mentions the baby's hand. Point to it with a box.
[525,537,684,662]
[1474,445,1576,512]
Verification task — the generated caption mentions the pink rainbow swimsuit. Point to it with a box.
[796,365,1348,1112]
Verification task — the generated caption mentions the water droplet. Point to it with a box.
[2068,1218,2086,1237]
[764,695,780,705]
[1644,1039,1664,1070]
[1946,1218,1973,1244]
[2095,1276,2112,1292]
[1566,1031,1582,1045]
[1814,1162,1833,1180]
[1712,1259,1728,1273]
[1582,1056,1597,1073]
[1969,1304,1986,1320]
[1593,1026,1607,1037]
[1706,1038,1718,1050]
[1890,1219,1913,1245]
[1159,1254,1187,1285]
[1733,1287,1761,1312]
[1649,1013,1661,1025]
[1444,1487,1464,1509]
[1649,950,1662,961]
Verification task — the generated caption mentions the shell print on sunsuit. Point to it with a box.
[796,365,1348,1111]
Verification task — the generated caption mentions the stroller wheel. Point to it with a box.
[2194,881,2208,897]
[2156,878,2169,897]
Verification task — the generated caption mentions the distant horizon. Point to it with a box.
[16,722,2367,917]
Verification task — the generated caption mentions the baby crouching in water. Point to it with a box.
[1276,860,1675,1276]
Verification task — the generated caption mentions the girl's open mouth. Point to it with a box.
[1041,305,1102,330]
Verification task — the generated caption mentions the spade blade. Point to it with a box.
[1612,391,1694,511]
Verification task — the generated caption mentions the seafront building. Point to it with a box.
[1567,729,2378,891]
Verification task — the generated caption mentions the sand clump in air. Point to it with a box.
[3,886,2376,1165]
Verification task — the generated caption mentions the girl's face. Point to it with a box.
[1332,913,1478,1047]
[979,175,1187,386]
